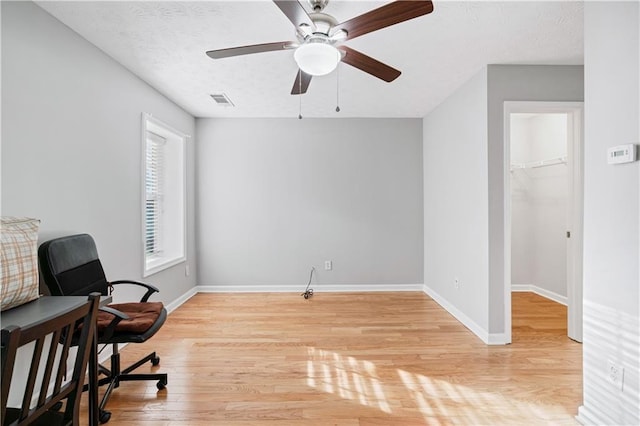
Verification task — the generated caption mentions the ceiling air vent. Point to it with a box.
[210,93,234,107]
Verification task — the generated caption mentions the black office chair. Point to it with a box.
[1,293,100,426]
[38,234,168,424]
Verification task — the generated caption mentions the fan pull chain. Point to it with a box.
[336,63,341,113]
[298,69,303,120]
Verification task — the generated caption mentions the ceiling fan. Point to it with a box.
[206,0,434,95]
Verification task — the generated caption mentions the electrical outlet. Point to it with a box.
[324,260,332,271]
[185,264,190,277]
[607,360,625,391]
[454,277,460,290]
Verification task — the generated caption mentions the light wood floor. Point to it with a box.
[83,292,582,425]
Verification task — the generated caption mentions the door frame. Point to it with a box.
[503,101,584,343]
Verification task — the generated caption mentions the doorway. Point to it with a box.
[504,102,583,343]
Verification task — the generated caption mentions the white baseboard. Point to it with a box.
[98,344,117,365]
[511,284,534,292]
[422,284,507,345]
[196,283,424,293]
[576,405,618,426]
[165,287,198,314]
[486,332,510,345]
[511,284,568,306]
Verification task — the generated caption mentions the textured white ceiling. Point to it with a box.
[36,1,584,118]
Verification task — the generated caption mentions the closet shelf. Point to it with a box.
[511,156,567,171]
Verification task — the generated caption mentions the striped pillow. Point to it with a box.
[1,217,41,311]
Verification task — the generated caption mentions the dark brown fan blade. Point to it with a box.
[273,1,315,29]
[291,70,312,95]
[337,46,401,82]
[206,41,296,59]
[333,0,433,42]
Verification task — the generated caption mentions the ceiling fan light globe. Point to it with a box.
[294,43,340,76]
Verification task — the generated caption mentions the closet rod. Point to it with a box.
[511,156,567,171]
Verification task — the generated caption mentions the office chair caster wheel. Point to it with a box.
[157,379,167,390]
[151,355,160,366]
[304,293,309,299]
[99,409,111,424]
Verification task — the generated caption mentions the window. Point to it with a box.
[142,113,186,276]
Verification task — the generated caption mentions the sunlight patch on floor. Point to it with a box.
[306,347,391,413]
[306,347,575,423]
[398,368,575,424]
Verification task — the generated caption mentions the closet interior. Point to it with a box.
[510,113,569,304]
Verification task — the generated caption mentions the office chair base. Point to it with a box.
[92,350,168,423]
[99,410,111,424]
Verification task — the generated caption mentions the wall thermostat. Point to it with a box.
[607,144,637,164]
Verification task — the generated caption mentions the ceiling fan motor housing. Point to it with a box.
[297,12,340,41]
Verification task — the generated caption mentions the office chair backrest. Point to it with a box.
[1,294,100,425]
[39,234,109,297]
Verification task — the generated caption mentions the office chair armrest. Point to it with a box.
[109,280,160,302]
[99,306,129,340]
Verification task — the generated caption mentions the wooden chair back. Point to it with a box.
[1,293,100,426]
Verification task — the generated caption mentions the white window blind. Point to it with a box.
[145,132,166,257]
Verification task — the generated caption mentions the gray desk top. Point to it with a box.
[1,295,112,330]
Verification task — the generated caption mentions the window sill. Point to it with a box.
[144,255,186,278]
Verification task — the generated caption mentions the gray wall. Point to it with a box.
[579,2,639,424]
[423,65,583,342]
[423,68,490,335]
[1,1,197,305]
[196,118,424,290]
[486,65,584,335]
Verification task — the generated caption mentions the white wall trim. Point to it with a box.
[576,405,618,426]
[422,284,507,345]
[511,285,568,306]
[165,287,198,314]
[579,300,640,425]
[196,284,424,293]
[486,333,509,345]
[511,284,534,292]
[98,345,118,365]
